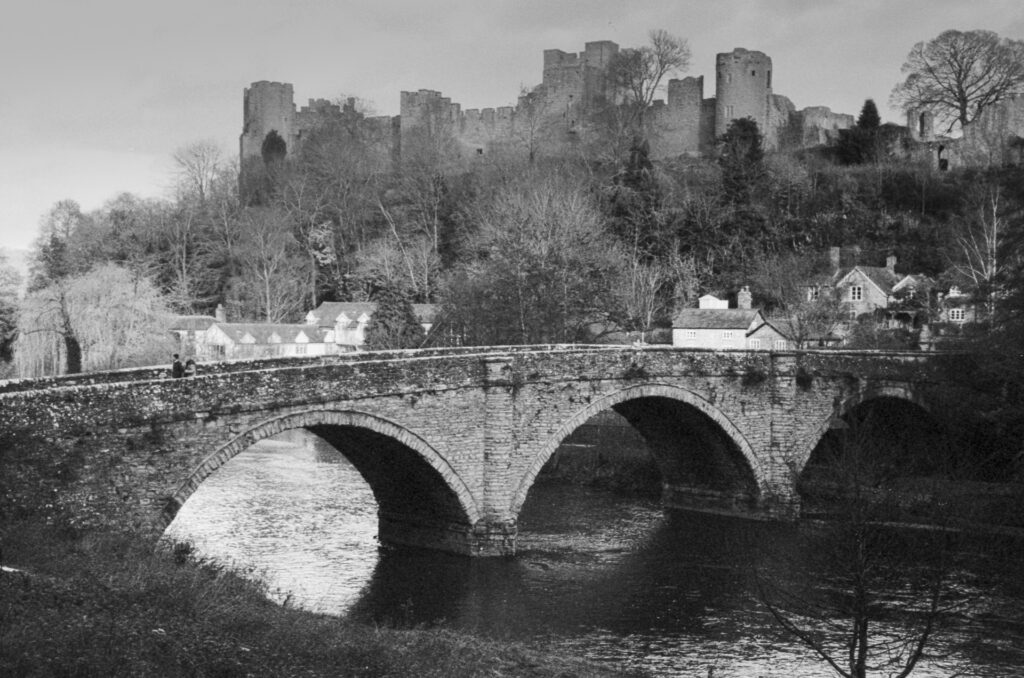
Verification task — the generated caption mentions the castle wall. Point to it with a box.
[241,41,869,170]
[791,105,854,148]
[959,93,1024,166]
[650,76,705,158]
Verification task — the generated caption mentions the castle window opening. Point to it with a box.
[751,70,756,76]
[476,148,484,155]
[767,70,771,87]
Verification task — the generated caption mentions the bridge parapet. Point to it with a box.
[0,346,960,557]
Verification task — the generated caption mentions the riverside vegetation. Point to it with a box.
[0,446,648,678]
[0,523,648,678]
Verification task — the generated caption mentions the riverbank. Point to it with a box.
[0,518,649,678]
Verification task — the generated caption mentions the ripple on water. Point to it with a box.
[163,430,1024,677]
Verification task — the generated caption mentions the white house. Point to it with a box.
[305,301,439,349]
[182,322,334,360]
[672,288,790,350]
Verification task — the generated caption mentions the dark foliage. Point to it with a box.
[364,285,426,350]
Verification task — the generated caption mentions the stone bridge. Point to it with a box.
[0,346,959,556]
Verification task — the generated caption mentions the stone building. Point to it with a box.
[240,41,856,168]
[671,287,790,350]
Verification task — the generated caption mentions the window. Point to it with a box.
[767,70,772,87]
[723,330,735,341]
[949,308,965,322]
[749,338,761,350]
[808,286,820,301]
[686,330,696,339]
[751,70,756,76]
[476,148,484,155]
[774,340,788,350]
[850,285,863,302]
[295,344,307,355]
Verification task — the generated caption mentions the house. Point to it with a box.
[185,322,334,360]
[169,314,220,357]
[305,301,439,348]
[883,273,937,329]
[833,255,902,318]
[672,287,791,350]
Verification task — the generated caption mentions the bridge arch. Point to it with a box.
[510,383,763,516]
[162,408,481,529]
[793,383,932,476]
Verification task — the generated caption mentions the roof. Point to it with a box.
[892,274,935,293]
[307,302,376,326]
[170,315,219,331]
[214,323,325,344]
[308,301,439,326]
[835,266,901,295]
[672,308,761,330]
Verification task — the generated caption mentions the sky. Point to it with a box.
[1,0,1022,253]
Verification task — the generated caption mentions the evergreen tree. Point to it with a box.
[838,99,884,164]
[856,99,881,129]
[718,117,765,204]
[363,285,426,350]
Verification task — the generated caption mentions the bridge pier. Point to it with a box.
[378,513,517,556]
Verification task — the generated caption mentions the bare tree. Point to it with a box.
[609,29,691,130]
[950,180,1009,321]
[762,414,962,678]
[14,264,174,377]
[442,172,623,345]
[173,141,223,205]
[230,208,308,323]
[891,30,1024,134]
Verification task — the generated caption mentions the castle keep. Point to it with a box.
[240,41,859,165]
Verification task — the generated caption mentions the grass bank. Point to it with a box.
[0,519,648,678]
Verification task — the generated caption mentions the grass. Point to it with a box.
[1,519,649,678]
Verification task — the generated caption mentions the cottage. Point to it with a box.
[305,301,439,348]
[185,322,333,360]
[672,288,790,350]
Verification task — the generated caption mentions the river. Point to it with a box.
[164,430,1024,677]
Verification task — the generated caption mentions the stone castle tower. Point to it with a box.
[240,43,855,166]
[714,48,773,138]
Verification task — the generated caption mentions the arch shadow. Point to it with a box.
[510,383,764,516]
[162,409,480,528]
[793,383,933,477]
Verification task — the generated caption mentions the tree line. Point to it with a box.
[0,28,1022,379]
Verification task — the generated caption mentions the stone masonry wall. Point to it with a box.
[1,347,950,555]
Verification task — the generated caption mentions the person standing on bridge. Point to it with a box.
[171,354,184,378]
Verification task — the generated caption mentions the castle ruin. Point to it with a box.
[239,41,857,166]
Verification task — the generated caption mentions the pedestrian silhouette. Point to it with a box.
[171,354,184,378]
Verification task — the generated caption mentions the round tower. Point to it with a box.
[715,48,773,138]
[240,81,296,161]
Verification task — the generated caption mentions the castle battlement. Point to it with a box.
[241,39,861,167]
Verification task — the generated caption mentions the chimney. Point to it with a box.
[737,286,753,310]
[886,255,897,274]
[215,303,226,323]
[829,246,840,272]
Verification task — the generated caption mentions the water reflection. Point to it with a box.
[165,430,1024,677]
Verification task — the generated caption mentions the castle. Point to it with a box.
[240,40,1024,169]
